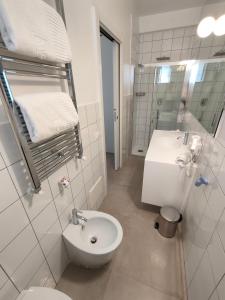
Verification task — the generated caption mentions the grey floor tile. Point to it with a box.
[103,270,180,300]
[57,263,112,300]
[57,155,184,300]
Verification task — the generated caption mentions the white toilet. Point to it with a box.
[16,287,72,300]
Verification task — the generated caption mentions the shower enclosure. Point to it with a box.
[132,59,225,156]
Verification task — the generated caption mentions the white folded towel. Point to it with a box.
[15,92,79,143]
[0,0,72,63]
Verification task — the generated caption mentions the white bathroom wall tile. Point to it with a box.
[209,289,219,300]
[8,160,32,197]
[0,280,19,300]
[46,239,69,282]
[21,180,53,221]
[210,140,225,177]
[0,267,7,289]
[81,145,92,169]
[66,158,81,181]
[86,103,97,125]
[217,274,225,300]
[152,31,162,40]
[163,30,173,39]
[0,225,37,276]
[207,180,225,222]
[189,252,215,300]
[185,241,205,287]
[0,168,19,213]
[54,188,73,216]
[91,140,99,159]
[48,165,68,198]
[88,123,99,144]
[39,219,62,257]
[59,202,74,230]
[217,157,225,195]
[12,244,45,291]
[161,39,172,52]
[194,202,218,253]
[152,40,162,53]
[78,106,88,129]
[32,201,58,241]
[173,28,185,37]
[207,230,225,286]
[172,37,183,50]
[70,173,85,199]
[26,260,55,288]
[0,200,29,251]
[44,274,56,288]
[81,127,90,147]
[216,111,225,148]
[74,188,87,209]
[198,47,212,59]
[82,164,93,186]
[0,155,5,170]
[217,210,225,252]
[0,103,21,166]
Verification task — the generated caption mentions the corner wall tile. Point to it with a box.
[0,168,19,213]
[21,180,53,221]
[12,244,45,291]
[0,225,37,277]
[0,200,29,251]
[46,239,69,282]
[0,280,19,300]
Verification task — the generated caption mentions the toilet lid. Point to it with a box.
[17,287,72,300]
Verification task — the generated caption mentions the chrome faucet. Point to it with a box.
[177,131,189,145]
[72,208,88,228]
[183,132,189,145]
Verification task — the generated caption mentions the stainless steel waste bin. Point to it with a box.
[154,206,182,238]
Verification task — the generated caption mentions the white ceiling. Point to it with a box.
[136,0,224,16]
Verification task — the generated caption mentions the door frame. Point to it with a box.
[100,24,121,170]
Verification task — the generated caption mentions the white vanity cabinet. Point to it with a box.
[141,130,196,211]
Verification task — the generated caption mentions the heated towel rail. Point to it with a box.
[0,1,83,193]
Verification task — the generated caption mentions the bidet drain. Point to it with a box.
[90,236,97,244]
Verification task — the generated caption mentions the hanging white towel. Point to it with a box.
[15,92,79,143]
[0,0,72,63]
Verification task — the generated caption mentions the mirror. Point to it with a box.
[133,58,225,153]
[187,60,225,134]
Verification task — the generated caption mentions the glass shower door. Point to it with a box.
[149,64,187,138]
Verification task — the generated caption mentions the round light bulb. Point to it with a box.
[214,15,225,36]
[197,16,215,38]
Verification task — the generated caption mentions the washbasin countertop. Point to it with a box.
[146,130,189,164]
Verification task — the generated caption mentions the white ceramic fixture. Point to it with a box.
[63,210,123,268]
[141,130,197,211]
[197,16,215,38]
[16,287,71,300]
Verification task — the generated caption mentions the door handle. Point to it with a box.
[113,109,118,121]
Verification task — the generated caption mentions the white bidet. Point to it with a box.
[63,210,123,268]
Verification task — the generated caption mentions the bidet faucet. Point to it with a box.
[72,208,88,227]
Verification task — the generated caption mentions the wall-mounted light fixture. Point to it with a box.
[197,2,225,38]
[197,16,215,38]
[214,14,225,36]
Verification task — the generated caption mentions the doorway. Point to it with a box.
[100,27,120,170]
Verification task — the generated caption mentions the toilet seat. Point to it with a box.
[16,287,72,300]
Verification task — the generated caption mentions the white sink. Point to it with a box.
[63,210,123,268]
[141,130,196,211]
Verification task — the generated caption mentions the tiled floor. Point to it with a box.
[57,155,184,300]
